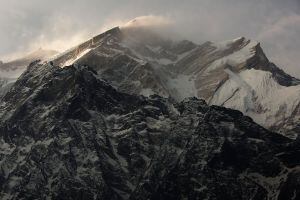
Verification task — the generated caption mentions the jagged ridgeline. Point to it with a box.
[0,60,300,199]
[0,48,59,100]
[1,25,300,138]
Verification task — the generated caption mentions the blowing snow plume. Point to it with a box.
[120,15,181,46]
[122,15,172,29]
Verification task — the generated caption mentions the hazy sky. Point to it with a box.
[0,0,299,77]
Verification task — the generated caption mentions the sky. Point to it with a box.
[0,0,299,77]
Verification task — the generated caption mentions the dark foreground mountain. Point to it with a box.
[0,62,300,200]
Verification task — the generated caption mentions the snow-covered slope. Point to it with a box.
[211,68,300,138]
[51,25,300,138]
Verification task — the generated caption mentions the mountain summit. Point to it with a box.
[50,26,300,138]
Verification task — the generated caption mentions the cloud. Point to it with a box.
[258,14,300,40]
[0,0,299,77]
[1,12,94,61]
[28,16,92,52]
[257,14,300,77]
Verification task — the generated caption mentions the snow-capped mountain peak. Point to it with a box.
[48,27,300,138]
[1,25,297,138]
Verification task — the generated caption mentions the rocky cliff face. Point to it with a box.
[0,62,300,199]
[51,26,300,138]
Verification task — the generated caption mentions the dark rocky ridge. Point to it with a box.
[0,49,58,71]
[0,63,300,199]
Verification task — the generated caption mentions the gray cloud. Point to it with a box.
[0,0,299,77]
